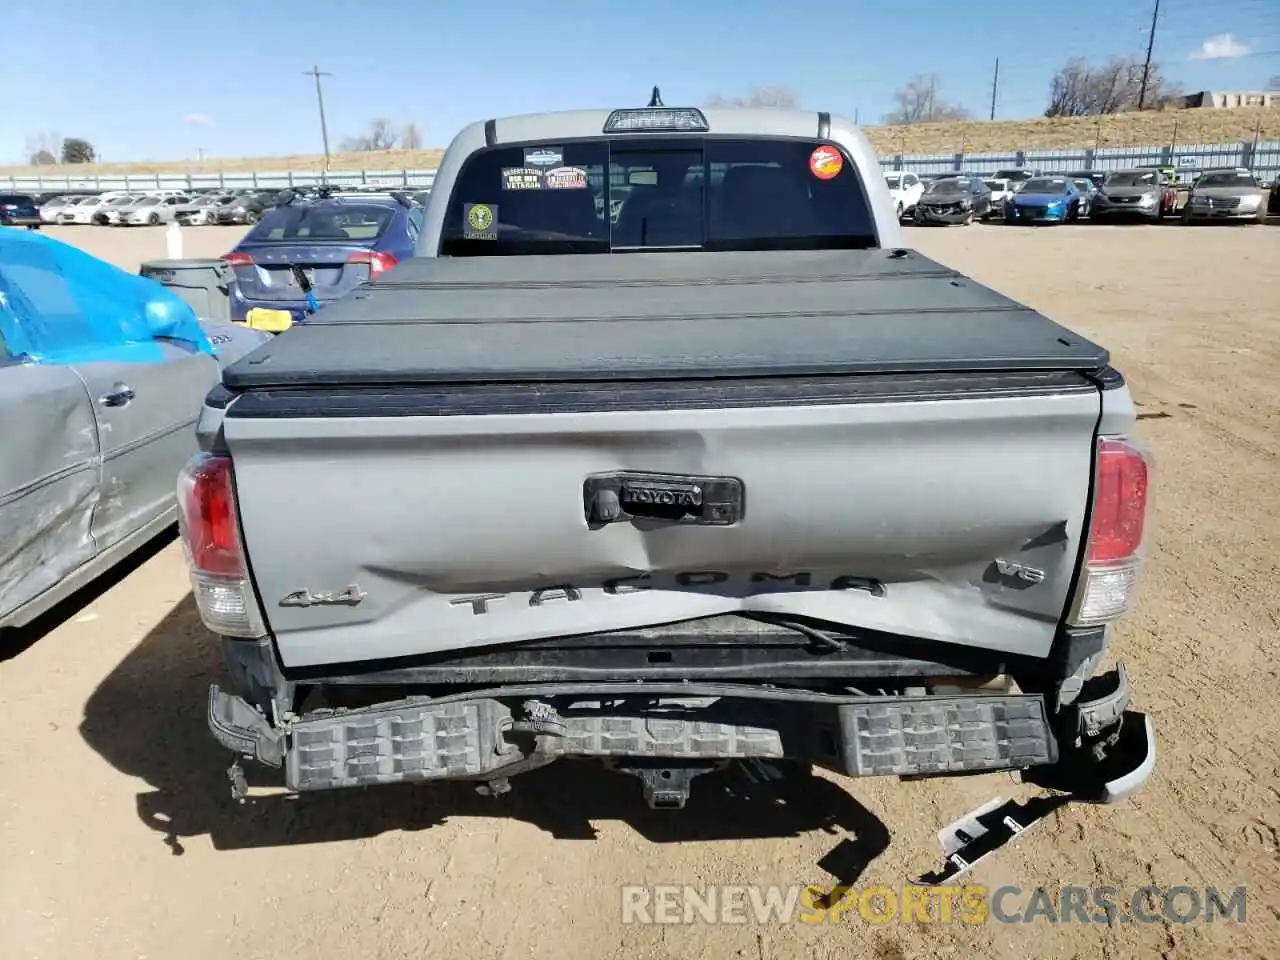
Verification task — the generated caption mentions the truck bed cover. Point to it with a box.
[220,248,1109,389]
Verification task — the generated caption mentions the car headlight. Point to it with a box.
[1138,194,1155,206]
[1239,195,1260,209]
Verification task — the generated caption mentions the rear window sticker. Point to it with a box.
[809,145,844,180]
[463,202,498,239]
[502,167,545,190]
[543,166,589,190]
[524,146,563,168]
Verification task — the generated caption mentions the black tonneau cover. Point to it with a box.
[220,249,1109,389]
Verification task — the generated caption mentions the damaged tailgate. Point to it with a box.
[214,248,1110,669]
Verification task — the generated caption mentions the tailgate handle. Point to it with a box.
[584,472,744,527]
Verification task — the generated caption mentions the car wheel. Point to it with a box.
[148,213,161,225]
[244,210,259,224]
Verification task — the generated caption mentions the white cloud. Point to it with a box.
[183,113,213,125]
[1190,33,1251,60]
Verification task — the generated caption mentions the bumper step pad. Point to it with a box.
[209,687,1058,794]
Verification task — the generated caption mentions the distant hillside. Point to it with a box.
[3,106,1277,177]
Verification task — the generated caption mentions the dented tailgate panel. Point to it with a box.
[224,384,1100,668]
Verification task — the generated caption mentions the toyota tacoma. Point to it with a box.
[180,98,1156,811]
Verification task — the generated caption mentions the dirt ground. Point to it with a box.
[2,222,1278,960]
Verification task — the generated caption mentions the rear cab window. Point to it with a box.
[440,136,878,256]
[244,203,396,242]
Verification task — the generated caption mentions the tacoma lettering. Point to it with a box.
[451,573,887,615]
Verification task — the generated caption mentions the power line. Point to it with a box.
[304,65,333,173]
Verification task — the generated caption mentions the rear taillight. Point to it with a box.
[176,453,265,638]
[1068,436,1152,626]
[221,251,253,267]
[348,250,398,278]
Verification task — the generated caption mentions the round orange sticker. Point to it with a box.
[809,145,844,180]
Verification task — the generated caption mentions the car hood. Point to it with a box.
[1013,192,1070,204]
[920,193,967,203]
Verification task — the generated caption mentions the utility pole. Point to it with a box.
[304,65,333,173]
[1138,0,1159,111]
[196,147,205,162]
[989,58,1000,121]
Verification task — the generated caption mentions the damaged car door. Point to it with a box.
[72,344,217,554]
[0,323,101,628]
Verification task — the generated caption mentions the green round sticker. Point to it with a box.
[467,204,494,231]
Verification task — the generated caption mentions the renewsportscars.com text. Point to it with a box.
[620,884,1248,926]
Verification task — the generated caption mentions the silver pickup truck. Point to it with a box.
[182,101,1156,814]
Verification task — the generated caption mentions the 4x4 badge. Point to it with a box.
[279,584,366,607]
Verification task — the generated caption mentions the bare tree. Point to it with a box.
[24,131,63,165]
[1045,56,1182,116]
[705,87,801,108]
[339,118,400,152]
[882,75,970,124]
[400,122,423,150]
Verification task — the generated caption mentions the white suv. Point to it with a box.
[883,171,924,220]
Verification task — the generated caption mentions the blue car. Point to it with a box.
[222,189,423,332]
[1003,176,1083,225]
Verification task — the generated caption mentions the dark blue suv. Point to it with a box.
[0,193,41,229]
[222,190,423,332]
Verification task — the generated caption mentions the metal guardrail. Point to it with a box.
[3,140,1277,192]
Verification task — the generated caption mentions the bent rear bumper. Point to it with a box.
[210,682,1058,789]
[207,664,1153,808]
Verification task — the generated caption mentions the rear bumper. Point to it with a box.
[207,642,1152,807]
[1,215,40,227]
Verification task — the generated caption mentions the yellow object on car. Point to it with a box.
[242,308,294,333]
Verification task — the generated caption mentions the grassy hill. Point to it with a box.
[4,107,1276,177]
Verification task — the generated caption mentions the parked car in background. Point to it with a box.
[222,190,423,332]
[175,193,237,225]
[983,177,1014,213]
[214,190,281,226]
[0,229,271,632]
[1003,176,1083,224]
[0,194,42,229]
[1268,173,1280,216]
[914,176,992,225]
[1067,169,1107,189]
[1070,177,1099,217]
[59,194,115,225]
[116,194,191,226]
[38,195,86,223]
[883,171,925,219]
[993,168,1039,193]
[1090,169,1174,222]
[1181,168,1268,224]
[101,195,154,225]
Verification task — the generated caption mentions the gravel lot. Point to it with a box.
[2,222,1277,960]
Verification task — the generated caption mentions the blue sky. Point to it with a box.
[2,0,1277,164]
